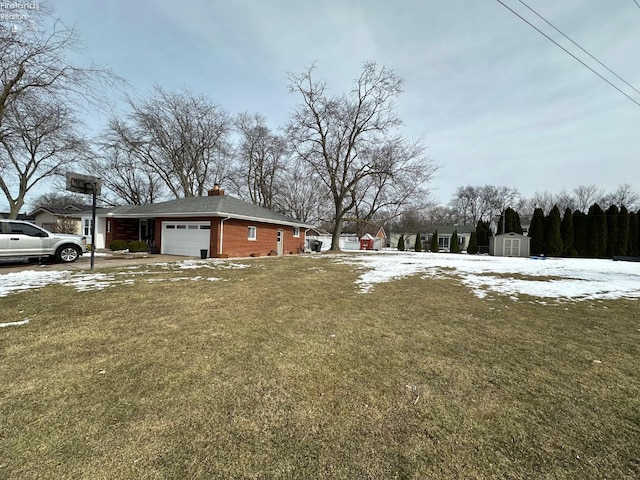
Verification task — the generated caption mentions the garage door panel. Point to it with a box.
[161,221,211,256]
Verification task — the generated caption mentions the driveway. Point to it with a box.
[0,253,190,274]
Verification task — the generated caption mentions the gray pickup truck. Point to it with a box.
[0,219,88,263]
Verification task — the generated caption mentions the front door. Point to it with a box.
[276,229,284,255]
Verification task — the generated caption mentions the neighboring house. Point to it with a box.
[390,225,476,252]
[84,186,312,258]
[489,232,531,257]
[29,204,93,235]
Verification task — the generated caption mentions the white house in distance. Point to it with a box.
[389,225,475,252]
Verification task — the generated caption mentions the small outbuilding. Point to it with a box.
[489,232,531,257]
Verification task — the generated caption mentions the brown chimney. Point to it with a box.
[208,183,224,196]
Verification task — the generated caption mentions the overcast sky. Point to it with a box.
[7,0,640,210]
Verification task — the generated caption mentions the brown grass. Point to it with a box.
[0,256,638,479]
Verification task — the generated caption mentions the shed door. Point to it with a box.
[161,221,211,256]
[504,238,520,257]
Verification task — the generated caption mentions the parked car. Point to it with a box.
[0,219,87,263]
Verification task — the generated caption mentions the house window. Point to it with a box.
[438,236,450,250]
[248,226,257,241]
[293,227,300,237]
[83,219,93,236]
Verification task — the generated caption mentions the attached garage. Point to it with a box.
[161,221,211,256]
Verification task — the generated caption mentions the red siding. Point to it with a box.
[221,219,304,257]
[109,215,305,258]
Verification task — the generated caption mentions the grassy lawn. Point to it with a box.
[1,255,639,479]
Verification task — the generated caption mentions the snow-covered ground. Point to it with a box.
[337,252,640,301]
[0,253,638,303]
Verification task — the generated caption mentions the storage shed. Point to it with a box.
[489,232,531,257]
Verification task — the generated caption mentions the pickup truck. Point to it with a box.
[0,219,88,263]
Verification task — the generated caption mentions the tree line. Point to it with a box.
[525,204,640,258]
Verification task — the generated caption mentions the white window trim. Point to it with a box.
[248,226,257,241]
[293,227,300,237]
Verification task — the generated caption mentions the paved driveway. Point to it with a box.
[0,253,189,274]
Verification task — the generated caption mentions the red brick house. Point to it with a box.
[92,186,311,258]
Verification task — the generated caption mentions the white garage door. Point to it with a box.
[161,221,211,256]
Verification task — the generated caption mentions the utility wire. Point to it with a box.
[634,0,640,9]
[517,0,640,97]
[496,0,640,108]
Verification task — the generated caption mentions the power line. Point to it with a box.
[634,0,640,9]
[516,0,640,97]
[496,0,640,108]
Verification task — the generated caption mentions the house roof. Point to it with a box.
[391,225,474,236]
[101,195,313,228]
[0,213,35,221]
[29,204,93,217]
[424,225,475,235]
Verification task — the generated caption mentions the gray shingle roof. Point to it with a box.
[101,195,311,227]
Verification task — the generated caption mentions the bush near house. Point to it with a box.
[109,240,128,251]
[109,240,149,252]
[128,240,150,253]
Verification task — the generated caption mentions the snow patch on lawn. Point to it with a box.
[338,252,640,301]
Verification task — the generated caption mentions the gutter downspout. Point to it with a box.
[219,216,231,256]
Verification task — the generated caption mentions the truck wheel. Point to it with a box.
[56,245,80,263]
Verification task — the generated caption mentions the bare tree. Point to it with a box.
[349,137,437,232]
[553,188,576,213]
[423,205,459,225]
[520,191,556,216]
[104,86,231,199]
[277,156,330,224]
[232,113,287,209]
[287,62,435,250]
[601,183,639,210]
[573,184,604,213]
[450,185,519,225]
[85,146,163,206]
[0,11,117,218]
[0,93,88,217]
[32,191,87,208]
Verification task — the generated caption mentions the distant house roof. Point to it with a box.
[29,204,93,217]
[0,213,35,221]
[422,225,476,235]
[101,195,313,228]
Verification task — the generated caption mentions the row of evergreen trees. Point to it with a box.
[528,204,640,258]
[394,203,640,258]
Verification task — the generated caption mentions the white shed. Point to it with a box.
[489,232,531,257]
